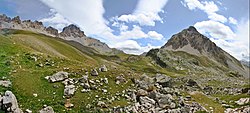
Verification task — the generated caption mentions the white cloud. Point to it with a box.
[147,31,164,40]
[119,25,163,40]
[229,17,238,25]
[40,0,164,55]
[194,19,249,61]
[113,40,160,55]
[194,20,236,40]
[183,0,227,23]
[234,20,249,60]
[120,25,148,39]
[40,0,112,36]
[116,0,168,26]
[39,9,71,31]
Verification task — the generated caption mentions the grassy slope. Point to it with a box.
[0,29,247,112]
[0,30,134,112]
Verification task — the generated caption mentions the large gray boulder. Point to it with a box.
[64,85,76,97]
[46,71,69,82]
[235,98,250,105]
[136,74,154,91]
[0,91,23,113]
[39,106,54,113]
[155,74,172,87]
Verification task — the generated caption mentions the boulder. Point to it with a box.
[155,74,172,87]
[186,79,199,88]
[64,85,76,97]
[81,83,90,89]
[139,96,156,105]
[39,106,54,113]
[158,94,174,108]
[101,78,108,84]
[79,75,88,83]
[116,75,126,83]
[91,69,98,76]
[136,74,154,91]
[100,65,108,72]
[46,71,69,82]
[0,80,12,87]
[235,98,250,105]
[136,89,148,96]
[0,91,23,113]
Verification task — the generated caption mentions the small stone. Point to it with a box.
[97,101,107,108]
[91,69,98,76]
[102,89,108,93]
[65,99,74,108]
[33,93,38,97]
[25,109,32,113]
[100,65,108,72]
[0,80,12,87]
[39,106,54,113]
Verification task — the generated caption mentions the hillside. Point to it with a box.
[0,15,249,113]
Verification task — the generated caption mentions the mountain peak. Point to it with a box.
[187,26,198,32]
[60,24,86,38]
[162,26,215,54]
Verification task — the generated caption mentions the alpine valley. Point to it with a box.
[0,14,249,113]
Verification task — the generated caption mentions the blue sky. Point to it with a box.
[0,0,249,61]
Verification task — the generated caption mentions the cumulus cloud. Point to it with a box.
[195,20,249,61]
[40,0,112,36]
[40,0,165,55]
[194,20,236,40]
[147,31,164,40]
[119,25,163,40]
[39,9,71,31]
[182,0,227,23]
[116,0,168,26]
[113,40,160,55]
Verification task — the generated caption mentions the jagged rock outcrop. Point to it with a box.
[60,24,85,38]
[0,14,11,22]
[11,16,21,24]
[45,26,58,37]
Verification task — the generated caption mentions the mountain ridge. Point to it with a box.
[0,14,122,55]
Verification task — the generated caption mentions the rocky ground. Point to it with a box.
[1,64,249,113]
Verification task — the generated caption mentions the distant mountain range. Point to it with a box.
[0,14,122,55]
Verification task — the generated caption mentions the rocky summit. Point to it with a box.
[0,14,249,113]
